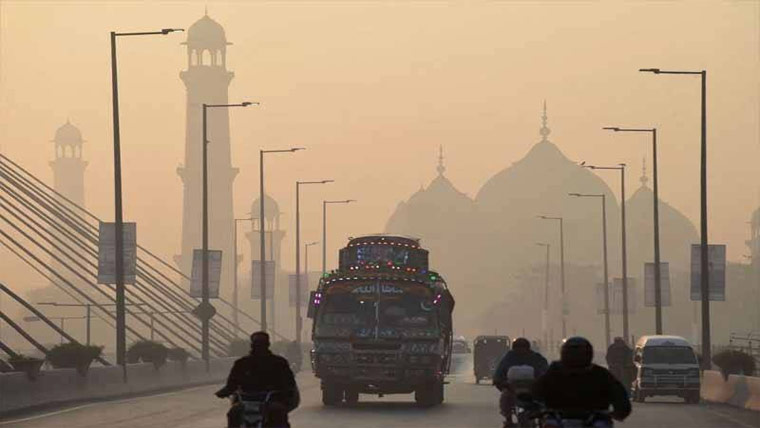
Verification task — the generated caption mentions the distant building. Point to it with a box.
[50,120,87,206]
[177,13,238,298]
[385,146,477,275]
[475,102,621,271]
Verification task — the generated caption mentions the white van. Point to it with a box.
[632,335,700,403]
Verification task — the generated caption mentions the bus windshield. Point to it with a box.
[319,289,436,328]
[642,346,697,364]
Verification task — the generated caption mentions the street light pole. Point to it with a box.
[259,148,304,332]
[538,215,566,338]
[585,163,629,342]
[322,200,356,274]
[535,242,550,348]
[569,193,610,347]
[110,27,182,380]
[603,126,662,334]
[640,67,711,368]
[295,180,332,344]
[201,102,255,368]
[233,217,253,338]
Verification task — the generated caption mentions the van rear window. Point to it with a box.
[642,346,696,364]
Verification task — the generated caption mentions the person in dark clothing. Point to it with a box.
[532,337,631,425]
[216,332,299,428]
[605,337,634,388]
[493,338,549,427]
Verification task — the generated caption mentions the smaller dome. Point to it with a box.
[53,120,83,145]
[185,14,228,47]
[251,194,280,220]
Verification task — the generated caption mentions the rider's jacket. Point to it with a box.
[216,349,298,410]
[605,342,633,368]
[531,362,631,420]
[492,350,549,389]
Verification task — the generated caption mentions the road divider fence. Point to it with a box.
[0,358,234,416]
[701,369,760,411]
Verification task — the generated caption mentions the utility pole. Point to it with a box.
[640,67,710,367]
[585,163,629,342]
[569,193,610,347]
[603,127,662,333]
[109,27,182,381]
[295,180,332,344]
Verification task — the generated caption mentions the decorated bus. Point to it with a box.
[308,235,455,406]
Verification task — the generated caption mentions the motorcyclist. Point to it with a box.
[493,337,549,427]
[215,331,299,428]
[532,337,632,427]
[605,337,633,387]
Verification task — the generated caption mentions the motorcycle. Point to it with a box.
[228,391,289,428]
[515,394,613,428]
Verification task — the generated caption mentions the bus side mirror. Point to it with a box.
[307,291,318,319]
[633,354,641,363]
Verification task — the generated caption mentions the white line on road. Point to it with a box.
[0,385,210,426]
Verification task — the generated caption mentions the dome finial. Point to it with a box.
[539,100,551,142]
[436,145,446,176]
[204,4,208,16]
[640,157,649,187]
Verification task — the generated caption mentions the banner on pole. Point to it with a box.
[644,262,671,307]
[288,274,310,307]
[251,261,275,299]
[690,244,726,301]
[190,249,222,298]
[97,222,137,284]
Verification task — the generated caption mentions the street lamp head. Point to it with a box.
[322,180,335,184]
[602,127,620,132]
[241,101,259,107]
[161,28,184,34]
[639,68,661,74]
[568,193,581,197]
[346,199,357,203]
[291,147,305,152]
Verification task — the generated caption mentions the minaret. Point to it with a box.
[539,100,551,143]
[437,145,446,176]
[246,194,285,328]
[177,13,237,297]
[640,157,649,188]
[49,120,87,290]
[50,120,87,206]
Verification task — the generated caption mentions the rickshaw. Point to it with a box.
[473,335,510,384]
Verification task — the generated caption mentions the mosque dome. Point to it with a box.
[185,14,229,48]
[53,120,83,145]
[251,194,280,221]
[474,103,621,268]
[385,146,476,237]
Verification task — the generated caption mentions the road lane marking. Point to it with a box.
[0,385,211,426]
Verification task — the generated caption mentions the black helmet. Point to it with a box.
[250,331,271,349]
[560,336,593,368]
[512,337,531,351]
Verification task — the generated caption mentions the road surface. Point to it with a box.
[2,372,758,428]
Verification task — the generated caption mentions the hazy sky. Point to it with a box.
[1,1,758,290]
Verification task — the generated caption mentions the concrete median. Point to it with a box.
[700,369,760,412]
[0,358,234,416]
